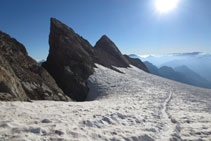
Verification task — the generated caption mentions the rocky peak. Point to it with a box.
[95,35,124,57]
[50,18,74,33]
[96,35,113,45]
[50,18,94,56]
[94,35,130,69]
[42,18,95,101]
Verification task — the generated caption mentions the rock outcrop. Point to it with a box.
[124,55,149,73]
[0,53,28,101]
[0,30,69,101]
[93,35,130,70]
[42,18,95,101]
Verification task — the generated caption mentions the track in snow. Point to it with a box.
[158,91,181,140]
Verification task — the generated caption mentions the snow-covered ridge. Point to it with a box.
[0,64,211,141]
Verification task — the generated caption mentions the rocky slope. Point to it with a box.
[124,55,149,73]
[42,18,95,101]
[0,30,69,101]
[0,52,28,101]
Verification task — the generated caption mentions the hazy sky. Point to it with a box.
[0,0,211,60]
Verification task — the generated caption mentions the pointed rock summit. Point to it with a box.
[0,30,69,101]
[94,35,130,69]
[42,18,95,101]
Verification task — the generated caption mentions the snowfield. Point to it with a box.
[0,64,211,141]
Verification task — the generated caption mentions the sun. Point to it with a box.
[155,0,179,13]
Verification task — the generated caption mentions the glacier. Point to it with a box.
[0,64,211,141]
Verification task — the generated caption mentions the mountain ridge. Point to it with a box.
[130,53,211,82]
[144,61,211,89]
[42,18,149,101]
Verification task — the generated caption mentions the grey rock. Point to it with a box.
[0,30,69,101]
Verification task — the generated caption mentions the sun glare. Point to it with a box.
[155,0,179,13]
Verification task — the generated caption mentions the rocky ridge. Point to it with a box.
[43,18,148,101]
[124,55,149,73]
[0,30,69,101]
[0,18,148,101]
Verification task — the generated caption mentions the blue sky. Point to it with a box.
[0,0,211,60]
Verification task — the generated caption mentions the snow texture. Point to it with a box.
[0,64,211,141]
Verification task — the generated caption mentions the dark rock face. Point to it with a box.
[0,30,69,101]
[93,35,130,70]
[42,18,95,101]
[124,55,149,73]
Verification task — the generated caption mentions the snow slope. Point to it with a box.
[0,64,211,141]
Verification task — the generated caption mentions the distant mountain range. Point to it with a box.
[130,53,211,82]
[129,53,211,89]
[143,61,211,89]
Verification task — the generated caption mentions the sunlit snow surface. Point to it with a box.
[0,64,211,141]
